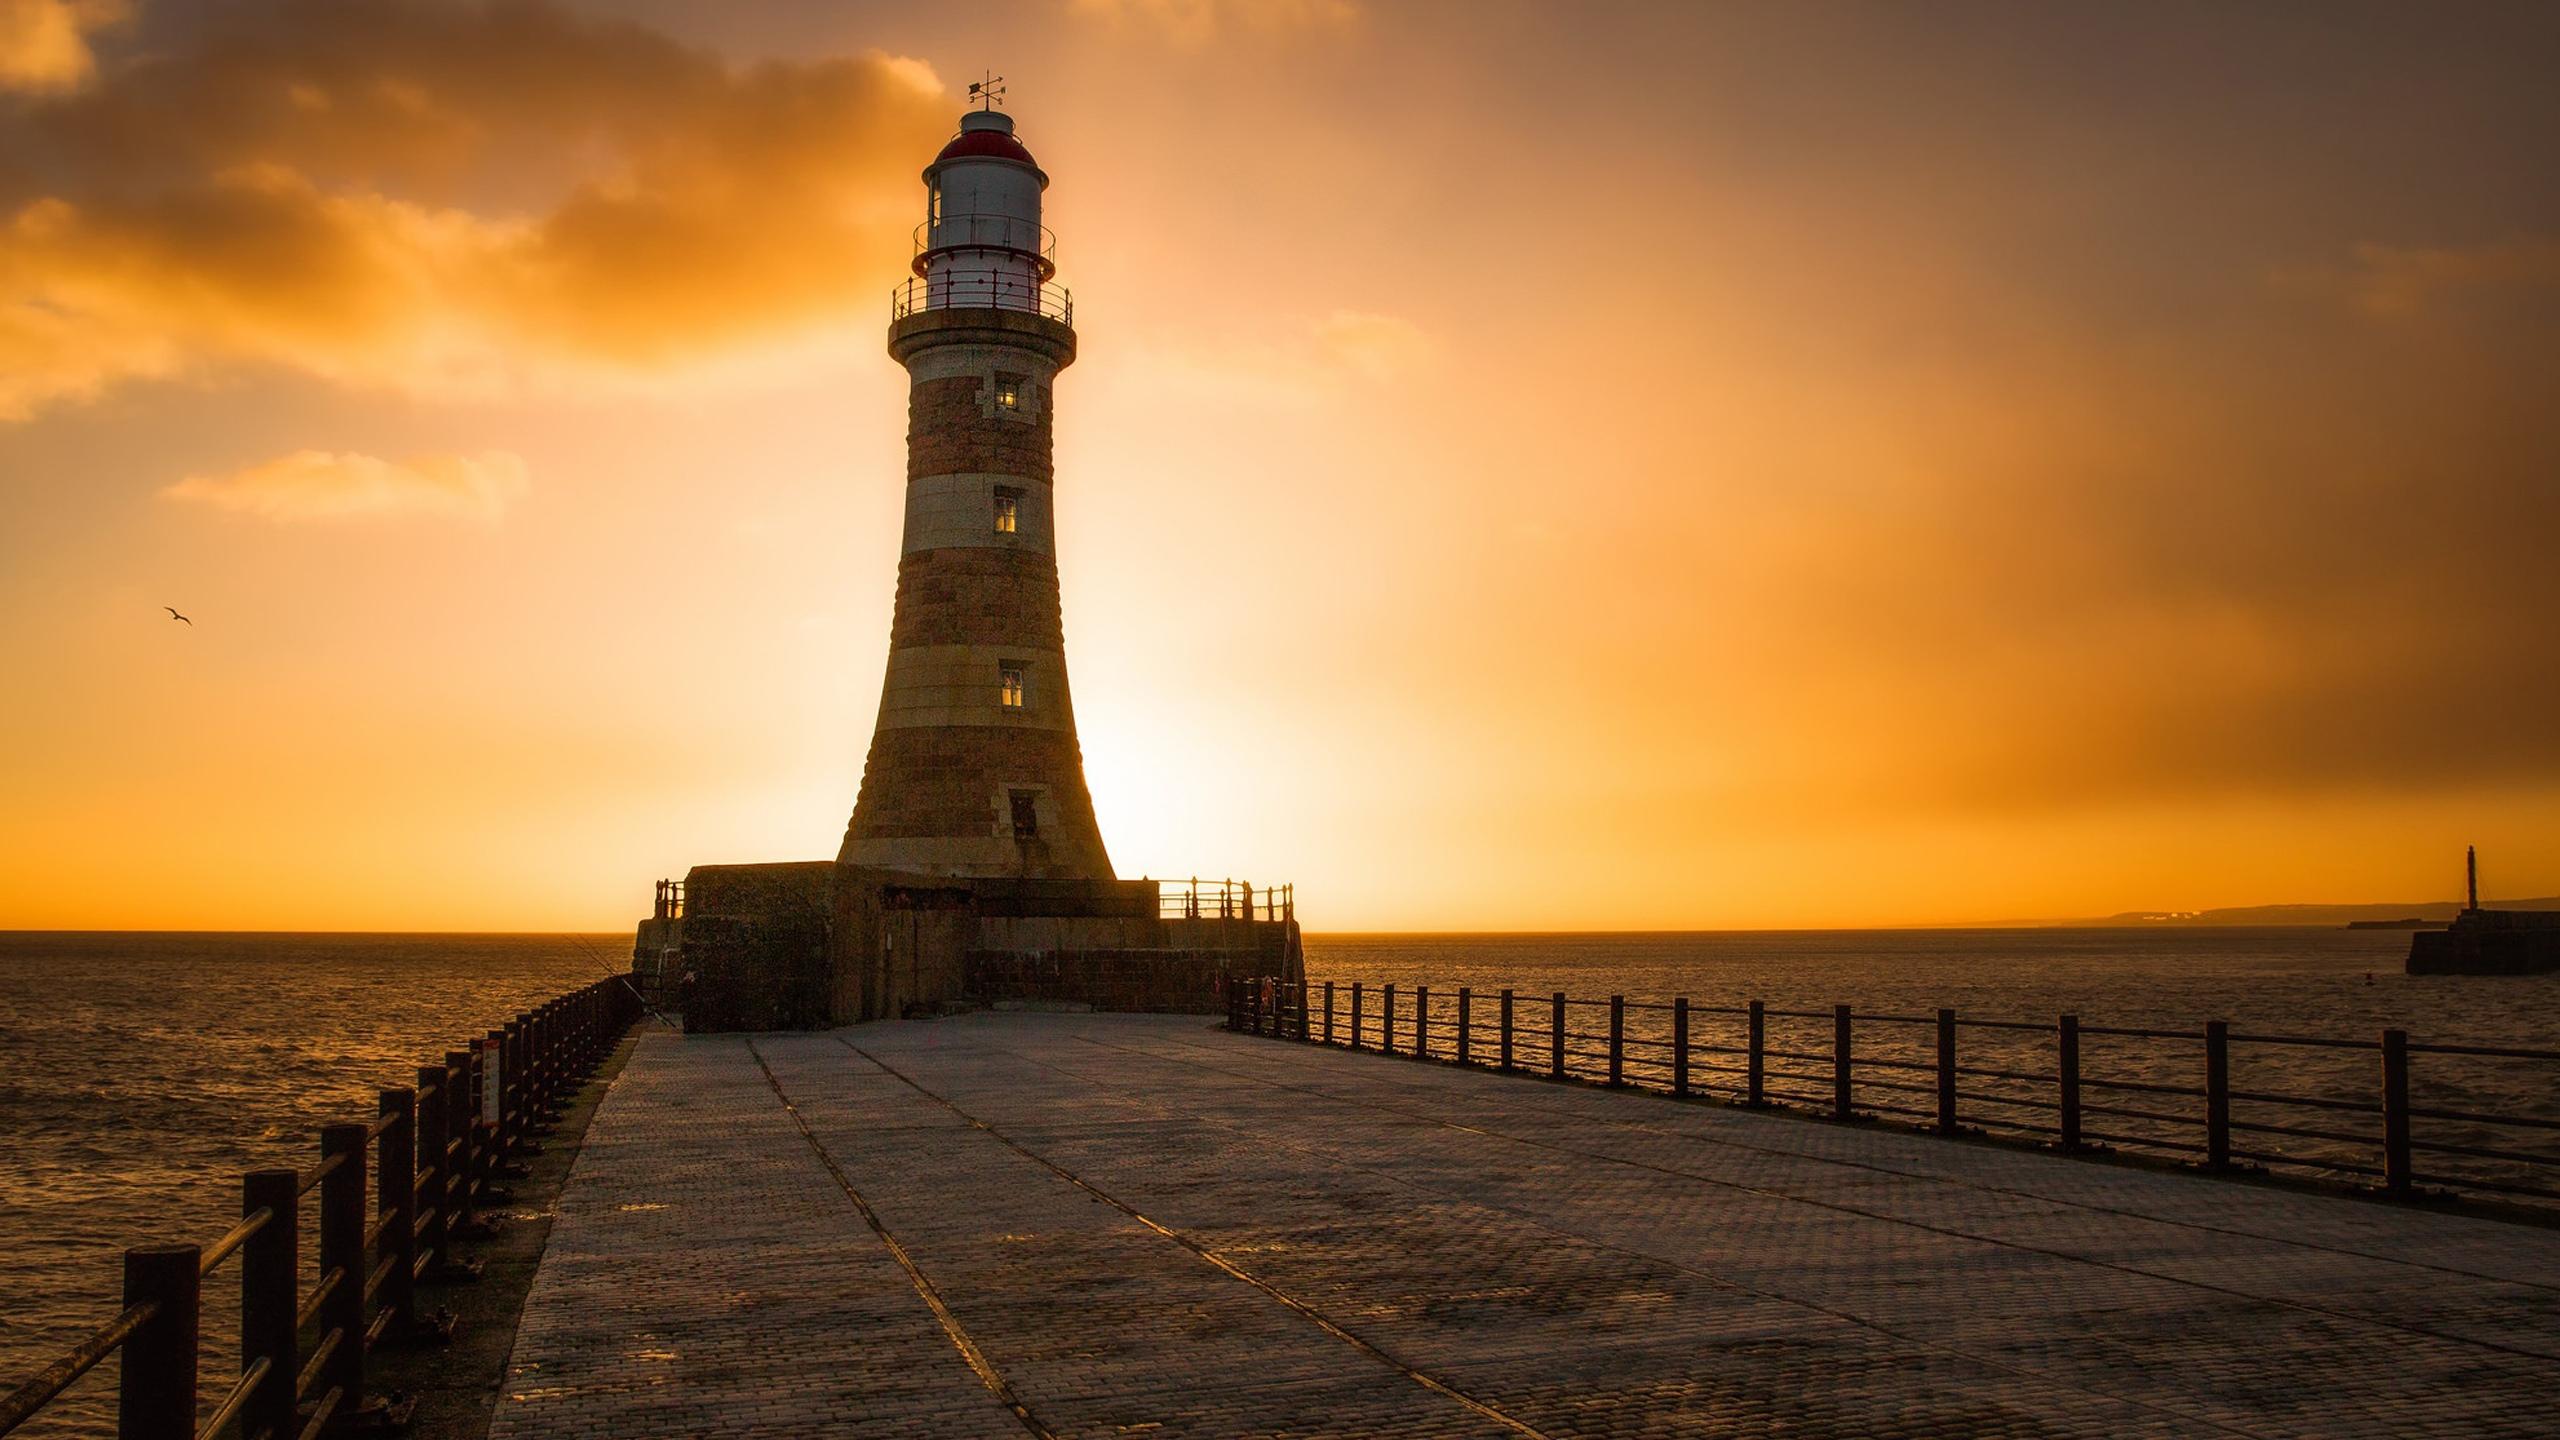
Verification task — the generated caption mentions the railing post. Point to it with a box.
[1456,987,1472,1066]
[1936,1008,1958,1135]
[1350,981,1363,1050]
[1323,980,1336,1045]
[2057,1015,2081,1150]
[516,1009,539,1127]
[1225,976,1238,1031]
[1297,982,1311,1042]
[502,1018,530,1155]
[446,1049,490,1239]
[1550,991,1566,1080]
[549,995,567,1105]
[1381,984,1396,1057]
[524,1007,556,1133]
[488,1028,526,1180]
[1415,985,1431,1059]
[1747,1000,1765,1105]
[2205,1020,2231,1169]
[414,1063,452,1278]
[1498,989,1515,1072]
[521,1006,543,1122]
[2382,1028,2413,1196]
[319,1121,369,1412]
[376,1086,419,1337]
[468,1044,497,1228]
[242,1169,298,1440]
[1833,1004,1854,1120]
[1672,999,1690,1097]
[119,1244,198,1440]
[1608,995,1625,1086]
[537,1002,561,1122]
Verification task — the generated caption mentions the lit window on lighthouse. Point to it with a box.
[994,371,1025,411]
[1000,664,1025,710]
[993,487,1020,535]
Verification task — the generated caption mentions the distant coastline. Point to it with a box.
[2041,897,2560,928]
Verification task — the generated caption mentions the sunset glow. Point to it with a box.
[3,0,2555,930]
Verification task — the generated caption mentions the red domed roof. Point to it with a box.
[935,127,1038,167]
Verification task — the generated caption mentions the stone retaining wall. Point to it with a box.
[965,948,1258,1014]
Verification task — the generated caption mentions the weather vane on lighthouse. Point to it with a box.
[967,71,1006,111]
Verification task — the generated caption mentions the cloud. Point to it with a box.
[163,450,529,523]
[0,0,121,92]
[1065,0,1356,43]
[1115,309,1432,406]
[1679,233,2560,814]
[0,0,951,420]
[2321,237,2560,320]
[1315,310,1434,380]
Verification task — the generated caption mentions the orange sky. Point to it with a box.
[2,0,2556,932]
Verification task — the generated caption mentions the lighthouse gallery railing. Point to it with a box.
[891,275,1073,324]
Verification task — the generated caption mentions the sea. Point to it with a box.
[3,926,2556,1436]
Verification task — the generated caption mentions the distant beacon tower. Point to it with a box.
[839,100,1114,879]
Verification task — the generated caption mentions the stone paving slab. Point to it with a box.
[494,1013,2560,1438]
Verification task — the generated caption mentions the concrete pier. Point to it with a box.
[497,1014,2560,1438]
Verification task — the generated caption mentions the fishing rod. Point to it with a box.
[565,931,683,1033]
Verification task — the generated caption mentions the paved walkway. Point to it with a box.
[493,1014,2560,1439]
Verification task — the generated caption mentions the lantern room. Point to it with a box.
[911,108,1060,318]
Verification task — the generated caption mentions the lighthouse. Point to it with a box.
[838,100,1114,879]
[637,93,1300,1029]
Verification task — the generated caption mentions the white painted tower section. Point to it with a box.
[918,110,1055,314]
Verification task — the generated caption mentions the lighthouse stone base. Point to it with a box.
[642,860,1301,1032]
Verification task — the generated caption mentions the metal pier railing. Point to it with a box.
[1226,977,2560,1209]
[0,978,641,1440]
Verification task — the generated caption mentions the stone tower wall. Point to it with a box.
[841,309,1113,879]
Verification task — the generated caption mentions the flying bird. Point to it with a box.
[164,607,191,625]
